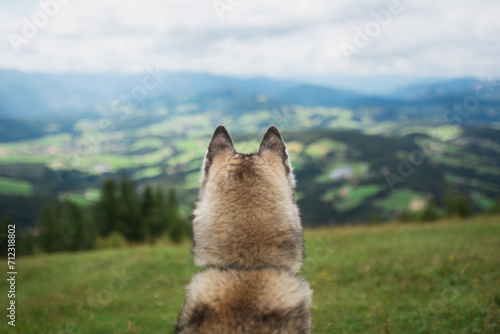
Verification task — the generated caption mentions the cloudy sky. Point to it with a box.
[1,0,499,81]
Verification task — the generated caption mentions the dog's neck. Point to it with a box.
[206,264,295,273]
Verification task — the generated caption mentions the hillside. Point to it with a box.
[1,71,499,228]
[0,217,498,333]
[1,124,499,228]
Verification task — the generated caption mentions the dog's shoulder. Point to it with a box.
[176,268,312,334]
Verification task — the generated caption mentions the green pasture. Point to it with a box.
[0,177,33,196]
[322,184,382,212]
[373,189,426,212]
[2,217,498,333]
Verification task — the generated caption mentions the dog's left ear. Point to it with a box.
[258,126,292,175]
[201,125,236,182]
[207,125,235,155]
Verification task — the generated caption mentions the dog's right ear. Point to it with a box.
[207,125,235,155]
[201,125,236,180]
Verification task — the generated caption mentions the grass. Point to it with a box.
[0,155,53,165]
[305,217,500,333]
[132,167,163,180]
[0,177,33,196]
[373,189,426,212]
[130,138,163,151]
[136,148,173,166]
[305,139,347,159]
[58,193,95,207]
[322,184,382,212]
[334,185,382,212]
[0,217,499,333]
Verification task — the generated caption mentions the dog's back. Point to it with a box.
[175,268,312,333]
[176,126,312,333]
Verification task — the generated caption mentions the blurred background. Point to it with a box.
[0,1,499,332]
[1,0,499,231]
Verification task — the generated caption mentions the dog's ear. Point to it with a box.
[207,125,235,154]
[202,125,236,178]
[258,126,292,176]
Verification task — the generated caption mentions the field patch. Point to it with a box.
[315,162,369,183]
[322,184,382,212]
[132,167,163,180]
[0,177,33,196]
[131,138,163,151]
[373,189,426,212]
[305,139,347,159]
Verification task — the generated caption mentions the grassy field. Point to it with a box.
[1,217,499,333]
[0,177,33,196]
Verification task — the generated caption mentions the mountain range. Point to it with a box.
[0,70,499,228]
[1,70,498,120]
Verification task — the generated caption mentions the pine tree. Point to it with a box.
[118,176,141,242]
[0,214,13,257]
[166,188,186,244]
[421,198,439,222]
[56,202,72,251]
[19,229,35,256]
[400,209,419,223]
[488,198,500,215]
[369,210,380,225]
[38,203,61,253]
[456,195,471,218]
[443,188,471,218]
[140,185,154,242]
[149,187,168,242]
[443,188,458,217]
[95,178,119,237]
[66,200,95,251]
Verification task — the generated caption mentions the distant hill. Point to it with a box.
[1,71,499,228]
[390,77,500,101]
[1,124,499,228]
[1,70,498,121]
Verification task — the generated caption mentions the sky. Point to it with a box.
[1,0,499,83]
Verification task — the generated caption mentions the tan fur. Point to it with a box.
[176,268,312,334]
[176,126,312,333]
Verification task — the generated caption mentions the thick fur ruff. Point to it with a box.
[176,126,312,333]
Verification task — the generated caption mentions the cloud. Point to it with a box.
[0,0,498,79]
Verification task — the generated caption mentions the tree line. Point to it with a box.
[2,181,500,257]
[1,177,192,256]
[399,188,500,223]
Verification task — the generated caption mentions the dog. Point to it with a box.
[175,126,312,333]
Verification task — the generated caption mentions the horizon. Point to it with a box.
[1,67,496,97]
[1,0,499,88]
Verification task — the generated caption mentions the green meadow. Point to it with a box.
[0,177,33,196]
[1,216,499,333]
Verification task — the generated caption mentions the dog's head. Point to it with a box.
[192,126,303,272]
[199,125,296,202]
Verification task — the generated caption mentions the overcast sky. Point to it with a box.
[1,0,499,81]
